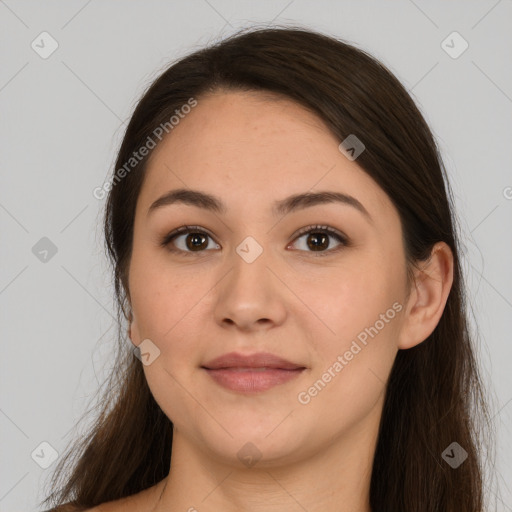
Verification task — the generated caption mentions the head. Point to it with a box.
[43,26,492,512]
[127,86,450,466]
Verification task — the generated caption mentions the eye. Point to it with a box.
[289,224,348,255]
[160,225,220,256]
[160,224,349,257]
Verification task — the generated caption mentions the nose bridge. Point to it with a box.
[235,233,266,266]
[213,231,286,329]
[229,232,274,294]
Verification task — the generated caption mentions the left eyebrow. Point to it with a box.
[147,188,373,224]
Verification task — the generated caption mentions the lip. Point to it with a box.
[202,351,305,370]
[201,352,307,393]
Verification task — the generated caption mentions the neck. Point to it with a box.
[152,398,383,512]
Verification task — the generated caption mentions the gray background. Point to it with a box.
[1,1,511,510]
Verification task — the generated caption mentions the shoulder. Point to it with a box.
[50,479,167,512]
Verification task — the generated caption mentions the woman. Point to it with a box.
[41,26,494,512]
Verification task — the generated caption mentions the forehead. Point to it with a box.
[138,90,395,223]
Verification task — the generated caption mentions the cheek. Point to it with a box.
[295,254,402,345]
[295,253,403,399]
[129,243,201,335]
[295,291,401,436]
[132,262,211,428]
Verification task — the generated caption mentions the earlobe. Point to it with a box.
[397,242,454,350]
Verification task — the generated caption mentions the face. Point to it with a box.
[128,90,410,467]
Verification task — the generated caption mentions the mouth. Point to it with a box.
[202,367,306,393]
[201,351,307,393]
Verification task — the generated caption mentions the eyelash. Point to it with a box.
[160,224,349,258]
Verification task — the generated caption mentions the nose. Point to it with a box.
[213,242,287,333]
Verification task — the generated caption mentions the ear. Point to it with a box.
[127,309,141,347]
[397,241,454,350]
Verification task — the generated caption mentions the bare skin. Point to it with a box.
[91,90,453,511]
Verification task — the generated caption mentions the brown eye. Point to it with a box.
[184,232,209,251]
[290,225,348,256]
[161,226,220,256]
[306,232,330,251]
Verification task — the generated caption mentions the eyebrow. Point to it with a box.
[147,188,372,223]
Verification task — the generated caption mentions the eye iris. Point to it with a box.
[307,232,329,251]
[186,233,208,251]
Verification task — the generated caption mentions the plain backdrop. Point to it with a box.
[0,1,511,510]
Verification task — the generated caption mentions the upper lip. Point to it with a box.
[202,352,306,370]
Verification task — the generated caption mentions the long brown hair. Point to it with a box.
[41,25,496,511]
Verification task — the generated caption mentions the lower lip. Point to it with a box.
[203,367,305,393]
